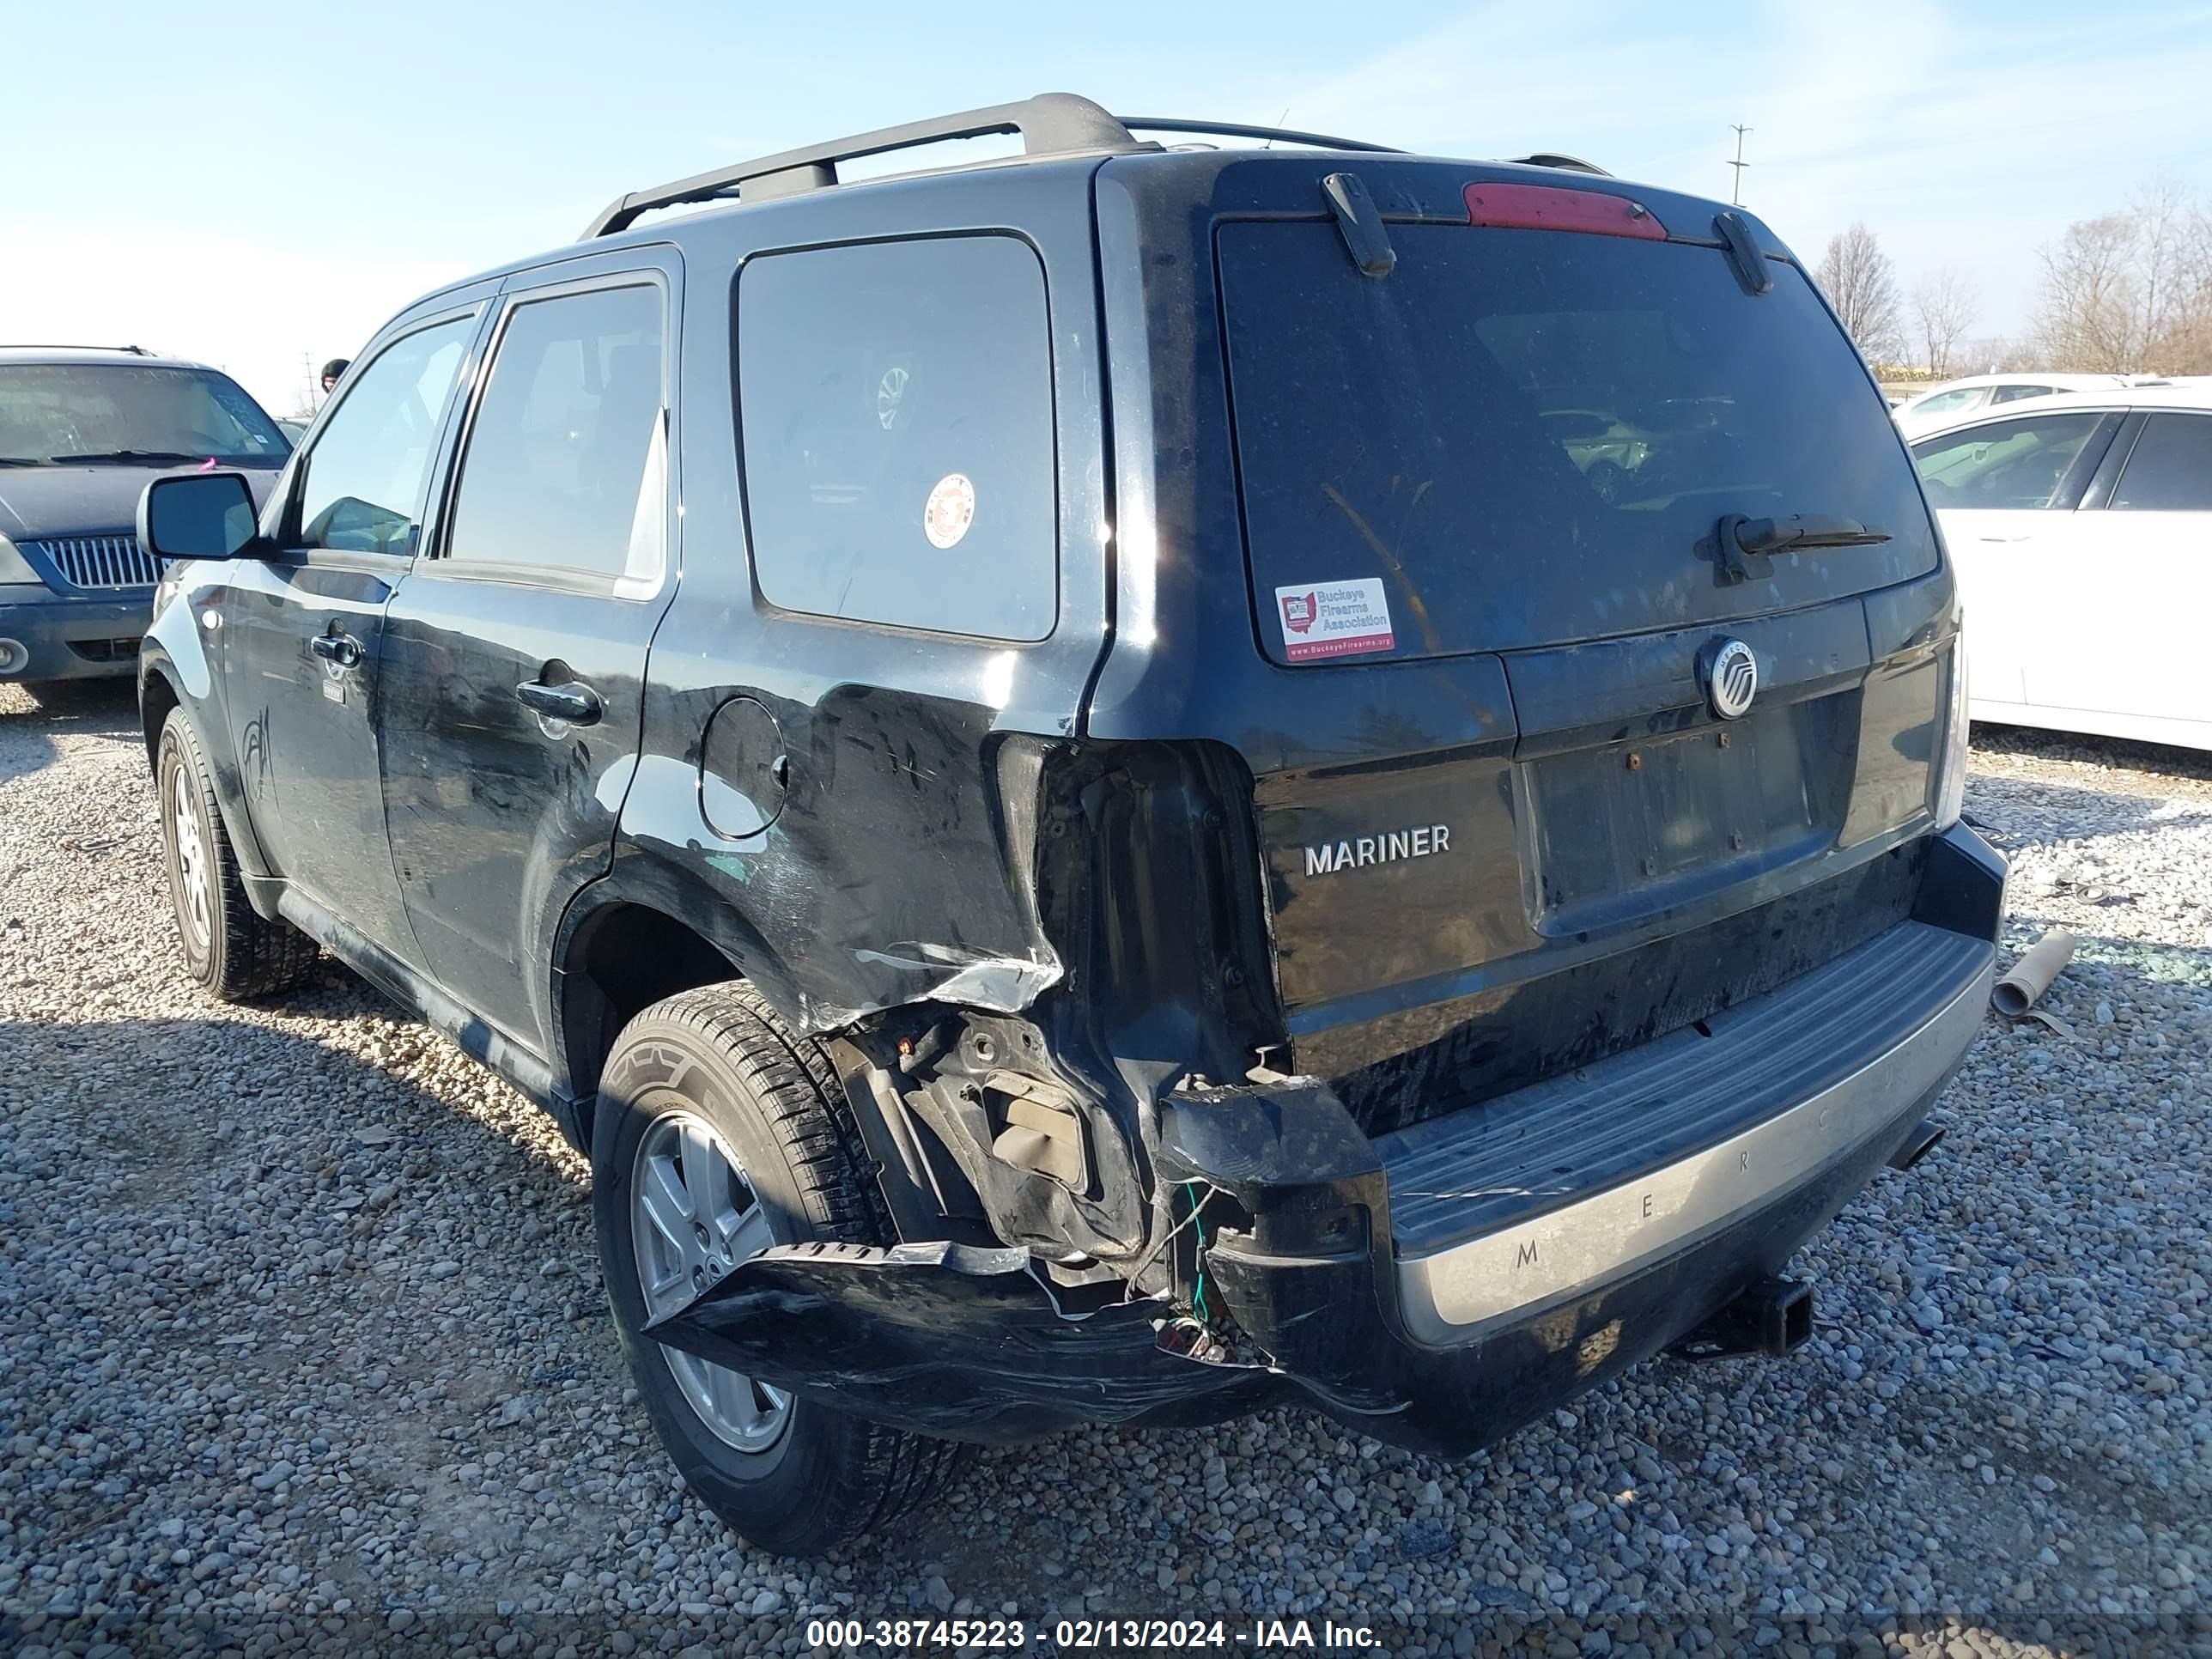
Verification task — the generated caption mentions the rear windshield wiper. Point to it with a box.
[51,449,208,466]
[1717,513,1890,584]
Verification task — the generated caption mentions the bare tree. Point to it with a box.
[1911,267,1980,378]
[2033,180,2212,374]
[2146,185,2212,371]
[2036,212,2148,372]
[2176,216,2212,371]
[1817,223,1905,365]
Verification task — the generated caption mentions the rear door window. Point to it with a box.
[1911,411,2117,509]
[1218,221,1939,664]
[442,283,667,590]
[2109,412,2212,511]
[736,234,1057,641]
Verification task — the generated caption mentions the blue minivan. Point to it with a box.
[0,346,289,686]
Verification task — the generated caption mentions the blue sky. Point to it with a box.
[6,0,2207,415]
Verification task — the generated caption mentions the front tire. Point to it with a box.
[155,708,319,1000]
[592,981,966,1555]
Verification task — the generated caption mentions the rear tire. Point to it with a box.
[592,981,967,1555]
[155,708,320,1000]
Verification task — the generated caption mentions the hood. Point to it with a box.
[0,464,283,541]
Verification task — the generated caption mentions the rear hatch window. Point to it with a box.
[1218,217,1939,664]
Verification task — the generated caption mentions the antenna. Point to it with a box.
[1729,124,1752,205]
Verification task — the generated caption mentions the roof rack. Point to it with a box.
[0,343,158,356]
[583,93,1148,239]
[1507,152,1612,177]
[580,94,1604,239]
[1116,117,1401,154]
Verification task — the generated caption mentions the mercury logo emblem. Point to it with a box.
[1703,638,1759,720]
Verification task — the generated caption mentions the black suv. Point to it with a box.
[0,346,290,687]
[136,95,2002,1555]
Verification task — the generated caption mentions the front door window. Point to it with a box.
[293,318,475,555]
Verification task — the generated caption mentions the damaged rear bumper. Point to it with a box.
[647,825,2003,1454]
[644,1240,1275,1443]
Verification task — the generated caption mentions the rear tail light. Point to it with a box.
[1463,183,1667,240]
[1933,635,1970,830]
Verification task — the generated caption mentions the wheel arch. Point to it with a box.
[550,869,807,1144]
[138,657,183,770]
[139,647,279,895]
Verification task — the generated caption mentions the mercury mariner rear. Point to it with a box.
[655,145,2002,1458]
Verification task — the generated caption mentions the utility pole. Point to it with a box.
[1728,125,1752,206]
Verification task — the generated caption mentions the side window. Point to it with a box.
[2110,413,2212,512]
[295,318,474,554]
[1911,411,2110,509]
[736,234,1057,641]
[1913,388,1981,417]
[1990,383,2054,404]
[443,283,666,587]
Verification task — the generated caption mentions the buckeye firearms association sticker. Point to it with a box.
[1273,577,1395,661]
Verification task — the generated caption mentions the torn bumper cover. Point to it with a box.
[649,827,2003,1455]
[642,1241,1274,1443]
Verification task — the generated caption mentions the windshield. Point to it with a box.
[1219,221,1940,661]
[0,363,291,467]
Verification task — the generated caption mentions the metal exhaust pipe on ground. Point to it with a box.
[1887,1117,1947,1171]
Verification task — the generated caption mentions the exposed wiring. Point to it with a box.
[1185,1181,1212,1323]
[1117,1178,1225,1304]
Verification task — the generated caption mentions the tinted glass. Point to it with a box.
[2111,413,2212,511]
[445,285,665,582]
[738,236,1056,641]
[1911,411,2110,509]
[1912,388,1982,416]
[1990,384,2055,404]
[0,364,289,466]
[1219,222,1939,662]
[296,319,474,554]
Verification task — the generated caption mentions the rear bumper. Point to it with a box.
[0,591,149,680]
[649,823,2004,1452]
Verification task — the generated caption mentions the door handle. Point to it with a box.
[310,630,363,668]
[515,677,603,726]
[1977,535,2031,543]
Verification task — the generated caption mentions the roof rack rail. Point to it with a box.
[580,95,1600,240]
[582,92,1149,239]
[0,343,158,356]
[1115,117,1401,154]
[1508,152,1612,177]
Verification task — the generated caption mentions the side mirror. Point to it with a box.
[138,471,264,562]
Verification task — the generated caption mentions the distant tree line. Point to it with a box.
[1811,179,2212,379]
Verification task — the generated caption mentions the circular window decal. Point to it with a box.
[923,472,976,550]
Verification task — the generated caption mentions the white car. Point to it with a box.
[1893,374,2130,439]
[1910,386,2212,750]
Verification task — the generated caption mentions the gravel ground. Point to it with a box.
[1,682,2207,1659]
